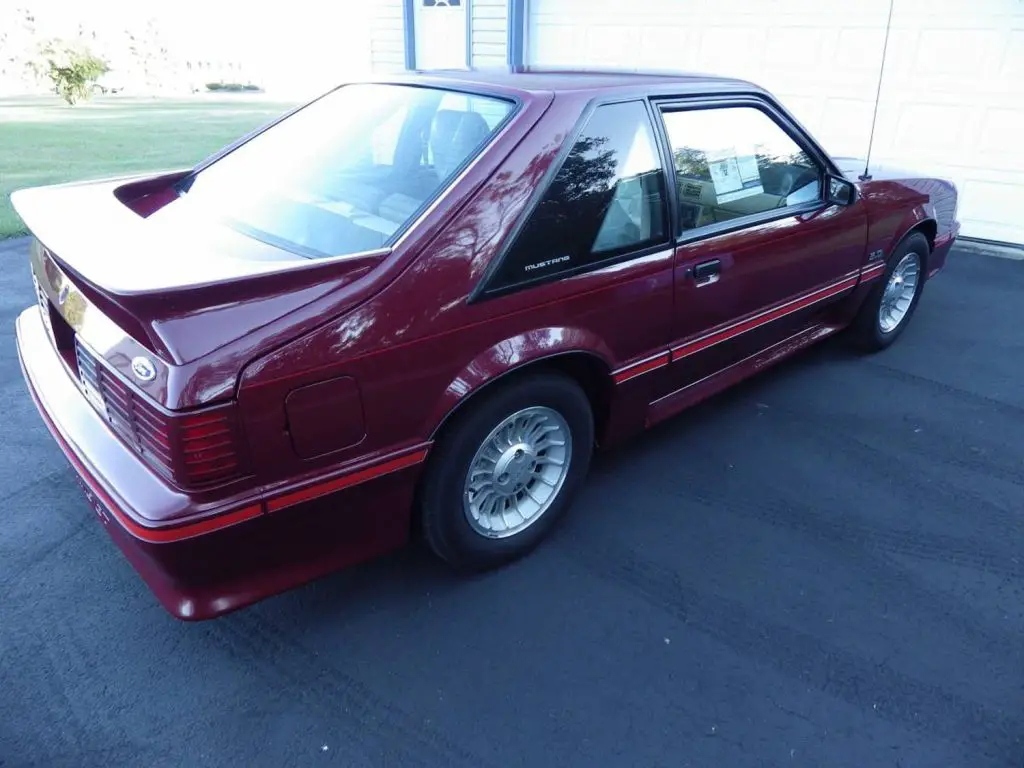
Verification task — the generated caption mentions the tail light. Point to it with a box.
[179,412,244,486]
[74,338,249,489]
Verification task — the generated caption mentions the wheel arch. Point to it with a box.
[883,200,937,259]
[909,218,937,253]
[425,342,616,447]
[891,219,935,275]
[412,343,613,538]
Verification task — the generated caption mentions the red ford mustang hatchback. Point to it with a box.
[14,69,959,620]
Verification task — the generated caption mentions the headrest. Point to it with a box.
[430,109,491,180]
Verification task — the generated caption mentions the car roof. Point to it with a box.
[375,66,763,98]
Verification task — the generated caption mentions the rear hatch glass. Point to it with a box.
[166,84,515,259]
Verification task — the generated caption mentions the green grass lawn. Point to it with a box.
[0,96,297,238]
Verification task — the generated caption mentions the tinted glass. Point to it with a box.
[661,106,822,234]
[492,100,667,288]
[170,84,513,258]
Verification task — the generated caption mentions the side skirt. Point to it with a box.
[646,323,842,427]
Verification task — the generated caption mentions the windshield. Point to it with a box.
[172,84,515,258]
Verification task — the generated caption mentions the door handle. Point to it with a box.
[693,259,721,287]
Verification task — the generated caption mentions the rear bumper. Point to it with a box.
[16,307,421,619]
[17,306,260,537]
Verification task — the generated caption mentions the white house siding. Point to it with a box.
[472,0,510,68]
[526,0,1024,244]
[371,0,407,73]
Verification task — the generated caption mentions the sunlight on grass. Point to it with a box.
[0,96,296,238]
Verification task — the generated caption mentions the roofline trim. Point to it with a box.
[363,70,769,101]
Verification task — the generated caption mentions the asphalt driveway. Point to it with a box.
[1,237,1022,768]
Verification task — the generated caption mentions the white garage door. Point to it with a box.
[527,0,1024,244]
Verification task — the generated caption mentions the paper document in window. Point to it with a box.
[707,145,763,204]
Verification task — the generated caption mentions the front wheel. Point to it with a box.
[850,232,929,351]
[420,372,594,571]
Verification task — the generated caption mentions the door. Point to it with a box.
[414,0,468,70]
[655,99,868,395]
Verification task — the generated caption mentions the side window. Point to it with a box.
[469,95,513,131]
[661,106,822,234]
[491,100,668,288]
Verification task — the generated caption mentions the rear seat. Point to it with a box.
[379,193,421,225]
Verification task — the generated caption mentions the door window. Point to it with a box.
[490,100,668,289]
[660,106,822,235]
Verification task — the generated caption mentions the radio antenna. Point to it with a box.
[861,0,895,181]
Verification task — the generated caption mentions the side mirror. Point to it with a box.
[827,174,856,206]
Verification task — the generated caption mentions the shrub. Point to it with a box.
[33,40,109,105]
[205,82,262,92]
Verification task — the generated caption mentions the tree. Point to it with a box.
[0,6,40,91]
[32,39,108,105]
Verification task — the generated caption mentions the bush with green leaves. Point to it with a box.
[206,82,262,92]
[33,41,109,105]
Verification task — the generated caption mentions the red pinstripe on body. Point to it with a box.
[610,269,869,384]
[612,352,671,384]
[265,448,430,513]
[860,261,888,281]
[670,272,860,362]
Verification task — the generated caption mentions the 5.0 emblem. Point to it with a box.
[131,356,157,382]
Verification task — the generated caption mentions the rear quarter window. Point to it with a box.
[487,100,668,292]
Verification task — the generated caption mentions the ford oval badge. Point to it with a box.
[57,282,70,306]
[131,356,157,382]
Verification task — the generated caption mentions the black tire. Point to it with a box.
[420,372,594,571]
[850,232,929,351]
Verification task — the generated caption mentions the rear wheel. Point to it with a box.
[850,232,929,351]
[420,373,594,571]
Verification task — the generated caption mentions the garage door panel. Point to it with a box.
[695,27,767,76]
[913,29,1004,77]
[771,94,824,133]
[879,26,923,74]
[894,104,969,153]
[529,23,586,66]
[980,110,1024,168]
[963,180,1024,221]
[1004,31,1024,77]
[819,97,876,158]
[763,26,827,69]
[583,25,645,66]
[767,0,890,16]
[960,179,1024,242]
[635,28,702,70]
[836,28,889,72]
